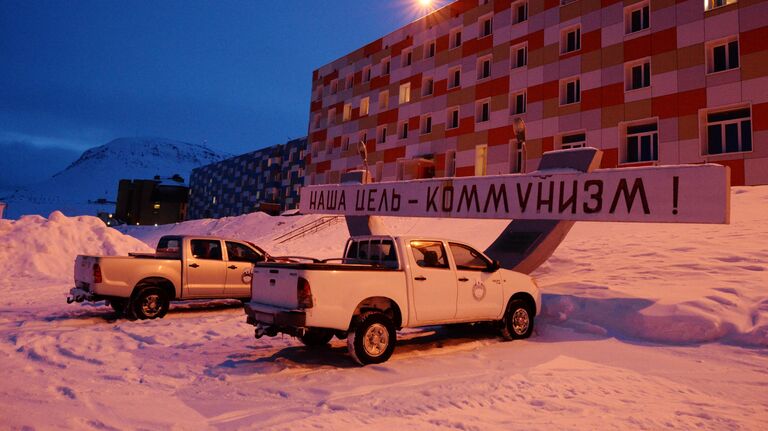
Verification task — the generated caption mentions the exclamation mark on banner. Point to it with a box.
[672,176,679,215]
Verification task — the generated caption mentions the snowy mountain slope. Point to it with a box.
[2,137,229,219]
[0,187,765,430]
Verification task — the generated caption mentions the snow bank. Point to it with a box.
[0,211,152,284]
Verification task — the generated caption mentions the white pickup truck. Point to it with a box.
[244,235,541,365]
[68,235,276,320]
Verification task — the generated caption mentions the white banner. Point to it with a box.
[300,164,730,224]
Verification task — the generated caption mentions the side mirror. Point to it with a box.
[484,260,501,272]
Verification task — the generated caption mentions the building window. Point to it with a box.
[360,97,370,116]
[626,59,651,91]
[445,150,456,177]
[313,86,322,101]
[560,26,581,54]
[560,132,586,149]
[426,41,436,58]
[311,141,320,157]
[342,136,350,151]
[311,113,321,130]
[480,15,493,38]
[330,79,338,95]
[363,65,371,82]
[378,90,389,110]
[448,67,461,88]
[450,28,462,49]
[378,125,388,144]
[625,1,650,35]
[447,107,460,129]
[402,49,413,67]
[511,43,527,69]
[343,103,352,122]
[327,107,336,126]
[705,106,752,154]
[399,82,411,104]
[560,77,581,105]
[477,55,492,80]
[399,121,409,139]
[326,139,333,154]
[382,57,391,75]
[511,90,526,115]
[421,115,433,134]
[422,77,434,96]
[512,1,528,24]
[624,121,658,163]
[707,37,739,74]
[705,0,737,11]
[476,99,491,123]
[345,74,354,90]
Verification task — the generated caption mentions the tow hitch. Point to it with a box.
[254,323,278,339]
[67,288,90,304]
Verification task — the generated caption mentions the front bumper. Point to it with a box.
[243,302,306,337]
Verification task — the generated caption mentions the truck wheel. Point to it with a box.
[132,287,169,320]
[298,328,334,347]
[501,299,534,340]
[347,312,396,365]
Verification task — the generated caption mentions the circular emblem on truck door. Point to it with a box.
[472,280,486,300]
[241,268,253,285]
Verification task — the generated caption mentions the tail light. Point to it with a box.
[297,277,313,309]
[93,264,103,284]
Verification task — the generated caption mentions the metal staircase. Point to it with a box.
[273,215,343,244]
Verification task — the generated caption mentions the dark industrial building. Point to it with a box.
[115,177,189,225]
[187,137,306,219]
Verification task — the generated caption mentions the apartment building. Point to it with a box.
[306,0,767,186]
[187,138,306,219]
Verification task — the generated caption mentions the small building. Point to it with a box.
[114,177,189,225]
[187,137,306,219]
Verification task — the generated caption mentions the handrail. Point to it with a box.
[273,215,342,244]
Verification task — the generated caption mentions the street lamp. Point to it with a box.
[513,117,527,173]
[357,139,369,181]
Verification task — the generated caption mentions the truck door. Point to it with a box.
[224,241,264,298]
[449,243,503,320]
[184,239,227,297]
[409,240,457,323]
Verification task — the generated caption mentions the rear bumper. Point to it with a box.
[244,302,306,327]
[67,287,97,304]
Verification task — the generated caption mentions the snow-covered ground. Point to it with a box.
[0,187,766,430]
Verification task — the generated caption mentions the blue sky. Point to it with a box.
[0,0,445,188]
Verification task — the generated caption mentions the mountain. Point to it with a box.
[1,137,229,219]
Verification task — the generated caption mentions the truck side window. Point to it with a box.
[346,241,359,259]
[191,239,223,261]
[226,241,264,263]
[449,243,491,270]
[411,241,449,269]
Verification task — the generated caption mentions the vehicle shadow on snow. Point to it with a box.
[45,300,244,323]
[210,325,506,374]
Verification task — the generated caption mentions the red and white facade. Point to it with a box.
[306,0,768,186]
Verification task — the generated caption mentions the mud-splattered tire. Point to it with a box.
[347,312,396,365]
[132,287,169,320]
[500,299,535,340]
[298,328,334,347]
